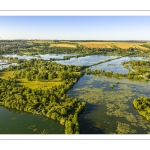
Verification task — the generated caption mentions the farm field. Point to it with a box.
[77,41,149,50]
[27,40,76,48]
[50,43,76,48]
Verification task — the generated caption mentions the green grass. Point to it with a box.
[0,71,62,90]
[18,79,62,90]
[0,71,15,79]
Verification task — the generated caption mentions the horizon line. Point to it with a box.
[0,39,150,41]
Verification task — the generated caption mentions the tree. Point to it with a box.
[60,108,67,115]
[26,72,31,81]
[59,71,68,80]
[48,73,53,81]
[36,74,40,81]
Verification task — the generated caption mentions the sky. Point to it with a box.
[0,16,150,40]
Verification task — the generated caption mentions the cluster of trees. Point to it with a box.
[122,60,150,80]
[86,59,150,82]
[0,77,86,134]
[5,59,85,82]
[141,44,150,49]
[1,40,147,57]
[133,97,150,121]
[0,59,87,134]
[86,68,126,79]
[0,40,28,54]
[110,84,114,88]
[0,56,24,63]
[86,68,149,81]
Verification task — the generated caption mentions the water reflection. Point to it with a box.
[90,56,147,74]
[0,106,64,134]
[55,55,118,66]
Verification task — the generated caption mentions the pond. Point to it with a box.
[0,62,18,70]
[67,73,150,134]
[0,60,8,64]
[90,56,147,74]
[3,54,38,60]
[3,54,76,60]
[55,55,118,66]
[1,54,76,70]
[0,106,64,134]
[37,54,76,60]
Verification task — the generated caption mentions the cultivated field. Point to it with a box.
[27,40,76,48]
[27,40,53,44]
[50,43,76,48]
[26,40,150,50]
[77,41,149,50]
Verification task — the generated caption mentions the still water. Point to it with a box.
[3,54,75,60]
[90,56,147,74]
[55,55,118,66]
[0,63,18,70]
[0,106,64,134]
[67,74,150,134]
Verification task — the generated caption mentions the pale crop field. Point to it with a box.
[50,43,76,48]
[27,40,53,44]
[27,40,76,48]
[77,42,149,50]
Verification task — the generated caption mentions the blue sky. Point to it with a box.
[0,16,150,40]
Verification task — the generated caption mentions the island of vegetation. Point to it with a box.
[133,97,150,121]
[86,59,150,82]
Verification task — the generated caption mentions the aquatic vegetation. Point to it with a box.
[135,115,150,130]
[116,122,137,134]
[27,124,38,132]
[110,83,114,88]
[68,75,150,134]
[11,117,17,120]
[41,129,49,134]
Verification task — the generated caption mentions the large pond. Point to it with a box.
[3,54,76,60]
[67,74,150,134]
[90,56,147,74]
[1,54,76,70]
[55,55,118,66]
[0,106,64,134]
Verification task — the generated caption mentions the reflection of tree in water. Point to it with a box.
[78,103,105,134]
[5,106,25,115]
